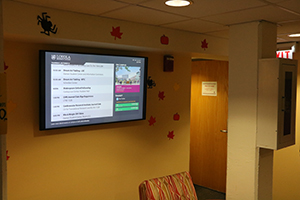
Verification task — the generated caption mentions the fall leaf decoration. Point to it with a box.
[167,131,175,140]
[158,91,165,100]
[111,26,123,40]
[4,62,8,71]
[148,116,156,126]
[6,150,9,161]
[201,39,208,50]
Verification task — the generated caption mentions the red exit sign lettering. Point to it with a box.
[276,50,294,59]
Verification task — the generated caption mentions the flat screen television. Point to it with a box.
[39,50,148,130]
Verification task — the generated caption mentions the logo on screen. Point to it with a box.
[57,55,71,61]
[51,54,71,61]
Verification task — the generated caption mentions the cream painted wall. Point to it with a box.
[273,51,300,200]
[1,1,228,200]
[5,0,300,198]
[4,40,191,200]
[1,1,229,199]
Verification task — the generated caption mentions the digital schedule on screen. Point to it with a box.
[39,50,148,130]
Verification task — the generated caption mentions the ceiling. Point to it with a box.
[10,0,300,44]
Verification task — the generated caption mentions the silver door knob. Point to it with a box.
[220,130,227,133]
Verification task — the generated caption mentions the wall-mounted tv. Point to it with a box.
[39,50,148,130]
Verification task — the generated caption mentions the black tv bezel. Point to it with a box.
[39,50,148,130]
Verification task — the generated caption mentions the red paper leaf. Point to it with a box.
[201,39,208,50]
[167,131,175,140]
[6,150,9,161]
[158,91,165,100]
[4,62,8,71]
[148,116,156,126]
[110,26,123,40]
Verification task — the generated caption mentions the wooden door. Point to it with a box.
[190,60,228,193]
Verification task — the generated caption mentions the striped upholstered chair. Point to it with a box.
[138,171,198,200]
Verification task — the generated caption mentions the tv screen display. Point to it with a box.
[39,50,148,130]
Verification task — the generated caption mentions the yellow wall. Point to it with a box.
[4,40,191,200]
[273,50,300,200]
[2,1,229,199]
[5,1,300,198]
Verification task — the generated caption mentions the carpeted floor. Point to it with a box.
[194,184,226,200]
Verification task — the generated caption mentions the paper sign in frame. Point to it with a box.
[202,81,217,96]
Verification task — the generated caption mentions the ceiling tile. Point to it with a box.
[116,0,152,4]
[277,0,300,14]
[277,21,300,34]
[162,19,228,33]
[14,0,128,15]
[264,0,291,4]
[276,37,288,42]
[201,5,300,25]
[277,35,300,42]
[205,30,229,39]
[139,0,267,18]
[101,5,189,25]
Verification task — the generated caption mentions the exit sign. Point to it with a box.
[276,50,293,59]
[276,46,295,59]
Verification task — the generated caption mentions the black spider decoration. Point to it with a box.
[147,76,156,89]
[37,12,58,36]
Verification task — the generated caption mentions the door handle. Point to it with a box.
[220,130,227,133]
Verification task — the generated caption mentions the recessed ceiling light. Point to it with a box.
[288,33,300,37]
[165,0,193,7]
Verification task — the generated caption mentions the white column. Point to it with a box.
[227,21,276,200]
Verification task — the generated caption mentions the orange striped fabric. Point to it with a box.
[139,171,198,200]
